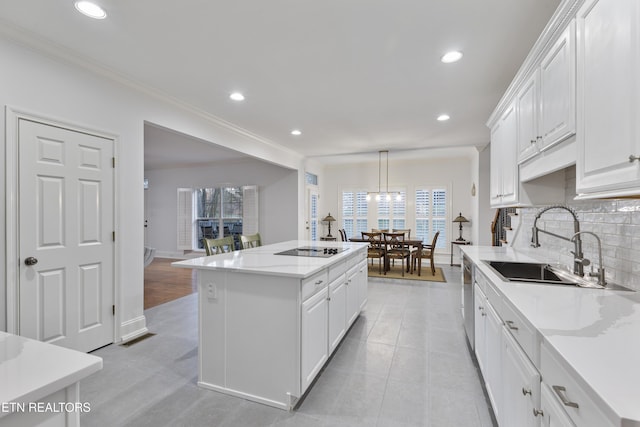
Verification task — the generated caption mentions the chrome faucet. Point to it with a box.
[531,205,586,277]
[570,231,606,287]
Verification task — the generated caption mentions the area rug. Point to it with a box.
[367,263,447,282]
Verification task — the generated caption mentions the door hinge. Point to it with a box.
[112,305,115,316]
[112,157,116,168]
[112,231,115,242]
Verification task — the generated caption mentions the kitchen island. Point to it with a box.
[461,246,640,427]
[173,240,368,410]
[0,331,102,426]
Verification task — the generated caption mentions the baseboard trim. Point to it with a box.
[119,315,148,343]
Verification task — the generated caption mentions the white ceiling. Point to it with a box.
[0,0,561,166]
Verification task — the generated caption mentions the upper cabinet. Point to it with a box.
[491,102,519,207]
[517,21,576,165]
[516,71,540,163]
[575,0,640,198]
[539,20,576,150]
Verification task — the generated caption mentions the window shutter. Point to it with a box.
[177,188,193,250]
[242,185,259,235]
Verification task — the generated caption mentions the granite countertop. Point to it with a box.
[0,332,103,416]
[461,245,640,426]
[172,240,368,278]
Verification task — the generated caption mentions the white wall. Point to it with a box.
[144,159,298,257]
[320,150,476,262]
[0,36,302,336]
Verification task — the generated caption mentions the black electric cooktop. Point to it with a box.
[274,246,347,258]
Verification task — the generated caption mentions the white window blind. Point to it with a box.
[415,187,447,249]
[341,190,367,238]
[242,185,259,235]
[177,188,194,250]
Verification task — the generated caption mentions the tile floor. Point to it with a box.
[81,265,495,427]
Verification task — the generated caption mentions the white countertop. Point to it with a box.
[172,240,368,278]
[0,332,103,415]
[461,245,640,426]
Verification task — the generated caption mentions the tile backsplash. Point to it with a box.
[511,167,640,291]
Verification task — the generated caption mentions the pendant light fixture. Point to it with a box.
[366,150,401,202]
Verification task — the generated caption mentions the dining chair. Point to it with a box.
[204,236,236,256]
[412,231,440,276]
[240,233,262,249]
[339,229,347,241]
[383,232,411,277]
[361,232,384,274]
[393,228,411,239]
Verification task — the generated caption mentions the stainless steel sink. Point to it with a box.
[484,261,633,291]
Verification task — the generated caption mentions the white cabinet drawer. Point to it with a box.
[502,300,540,368]
[475,269,490,294]
[328,260,348,283]
[302,270,329,301]
[541,342,614,427]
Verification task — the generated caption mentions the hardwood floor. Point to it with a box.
[144,258,198,309]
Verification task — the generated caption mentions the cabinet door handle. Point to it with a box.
[552,385,579,408]
[522,387,532,396]
[530,139,536,144]
[533,409,544,417]
[315,280,324,285]
[629,155,640,163]
[505,320,519,330]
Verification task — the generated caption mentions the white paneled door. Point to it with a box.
[18,119,114,352]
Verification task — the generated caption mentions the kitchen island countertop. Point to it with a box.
[172,240,368,278]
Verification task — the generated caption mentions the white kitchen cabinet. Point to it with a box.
[356,260,368,311]
[490,101,518,207]
[541,342,614,427]
[539,20,576,150]
[502,328,541,427]
[474,283,502,421]
[576,0,640,198]
[328,275,347,354]
[517,71,540,163]
[474,284,487,374]
[346,263,362,326]
[301,285,329,391]
[540,382,576,427]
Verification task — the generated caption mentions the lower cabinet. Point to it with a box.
[475,283,503,421]
[540,382,576,427]
[328,275,347,353]
[301,287,329,391]
[475,281,541,427]
[502,329,541,427]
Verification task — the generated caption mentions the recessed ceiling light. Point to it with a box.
[229,92,245,101]
[74,1,107,19]
[291,129,302,136]
[441,51,463,63]
[437,114,450,121]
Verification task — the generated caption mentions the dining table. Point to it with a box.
[349,236,426,274]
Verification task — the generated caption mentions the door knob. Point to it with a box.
[24,257,38,266]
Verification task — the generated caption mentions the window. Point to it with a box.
[305,172,318,186]
[376,191,405,231]
[415,188,447,249]
[341,191,367,239]
[185,186,258,250]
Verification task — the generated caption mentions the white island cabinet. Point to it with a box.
[0,331,102,427]
[173,240,368,410]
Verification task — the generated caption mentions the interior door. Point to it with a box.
[18,118,114,352]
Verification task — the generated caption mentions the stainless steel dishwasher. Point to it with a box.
[462,254,474,349]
